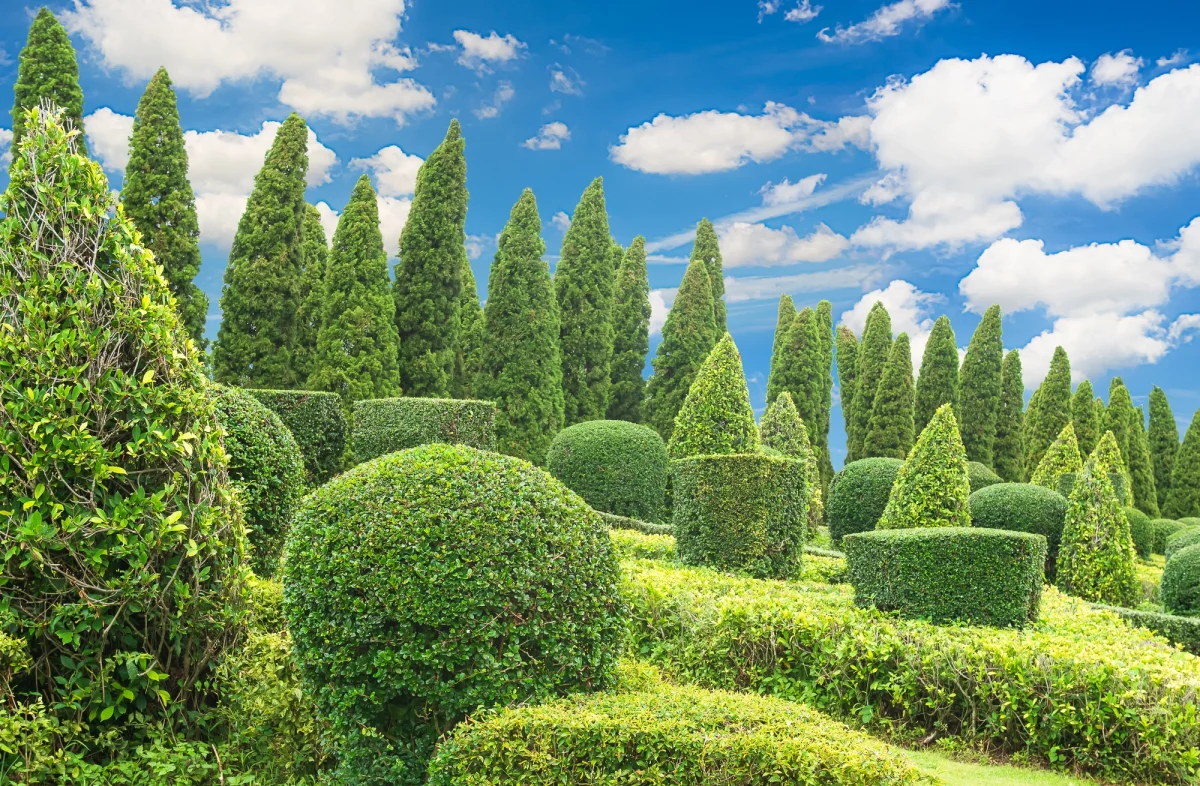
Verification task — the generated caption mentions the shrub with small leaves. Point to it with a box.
[1031,422,1083,489]
[969,483,1067,581]
[1122,507,1154,560]
[827,458,903,544]
[967,461,1003,493]
[877,404,971,530]
[1057,464,1138,607]
[668,333,760,459]
[1165,527,1200,561]
[247,389,347,484]
[545,420,668,522]
[1151,518,1188,555]
[1161,543,1200,617]
[352,396,496,463]
[760,391,822,530]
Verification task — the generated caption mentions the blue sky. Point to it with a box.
[2,0,1198,466]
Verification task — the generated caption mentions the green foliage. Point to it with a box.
[0,107,247,731]
[815,300,835,466]
[213,114,309,387]
[291,204,329,385]
[848,302,892,462]
[827,457,903,544]
[1030,422,1083,489]
[546,420,668,522]
[11,8,85,157]
[283,444,625,784]
[1162,544,1200,617]
[556,177,615,423]
[453,258,485,399]
[863,332,915,459]
[835,324,859,460]
[1149,386,1179,502]
[247,389,347,484]
[608,236,651,422]
[845,527,1046,627]
[1122,506,1154,559]
[1024,347,1072,479]
[122,68,206,346]
[1152,519,1188,555]
[967,460,1003,492]
[667,333,760,458]
[993,349,1025,481]
[1165,525,1200,561]
[760,391,823,532]
[1127,411,1160,516]
[1058,463,1139,607]
[691,217,726,334]
[1071,379,1100,457]
[877,404,971,530]
[1090,603,1200,656]
[914,315,959,435]
[601,512,674,536]
[643,256,717,442]
[395,119,467,397]
[352,396,496,463]
[211,385,305,578]
[765,294,796,405]
[1164,408,1200,519]
[1103,378,1137,474]
[769,307,824,449]
[475,189,564,463]
[959,305,1004,467]
[608,528,678,562]
[969,482,1067,581]
[671,453,809,579]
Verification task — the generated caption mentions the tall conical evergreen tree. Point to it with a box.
[914,315,959,435]
[835,325,859,463]
[958,305,1003,467]
[993,349,1024,482]
[1092,397,1107,443]
[122,67,206,346]
[692,218,726,334]
[1058,451,1139,607]
[213,114,308,387]
[772,308,823,447]
[1164,409,1200,519]
[292,204,329,384]
[1104,378,1137,476]
[608,236,651,422]
[556,177,615,423]
[307,175,400,405]
[668,334,759,458]
[1148,386,1180,502]
[766,294,797,405]
[1023,346,1072,481]
[863,332,915,459]
[475,189,564,463]
[453,260,485,399]
[1127,407,1160,516]
[642,257,717,442]
[815,300,835,486]
[1071,379,1100,457]
[848,302,892,462]
[11,8,85,157]
[394,119,467,397]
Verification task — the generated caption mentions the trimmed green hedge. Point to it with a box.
[968,483,1066,581]
[546,420,668,521]
[352,397,496,463]
[844,527,1046,627]
[609,529,677,562]
[599,511,673,535]
[1124,507,1155,559]
[671,453,808,579]
[967,460,1003,493]
[1152,518,1188,555]
[826,457,903,544]
[248,389,347,484]
[1165,527,1200,561]
[1162,543,1200,617]
[1091,603,1200,655]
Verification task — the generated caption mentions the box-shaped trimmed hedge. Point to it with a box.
[843,527,1047,628]
[546,420,668,522]
[671,453,808,579]
[352,397,496,463]
[248,389,347,484]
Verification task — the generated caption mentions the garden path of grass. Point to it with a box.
[905,748,1108,786]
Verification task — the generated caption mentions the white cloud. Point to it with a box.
[465,234,493,261]
[523,121,570,150]
[550,210,571,231]
[785,0,822,22]
[350,145,423,198]
[1169,313,1200,343]
[1020,311,1185,387]
[84,108,135,173]
[649,288,675,335]
[63,0,434,125]
[376,196,412,256]
[724,264,877,303]
[718,221,848,267]
[840,280,941,367]
[1158,49,1189,68]
[453,30,525,72]
[0,127,11,166]
[758,0,781,21]
[549,65,584,96]
[314,200,338,242]
[473,81,515,119]
[818,0,952,45]
[1091,50,1143,88]
[759,173,826,205]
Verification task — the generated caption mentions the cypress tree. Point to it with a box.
[292,204,329,385]
[835,325,859,462]
[475,189,564,463]
[213,114,308,387]
[1093,397,1107,442]
[11,8,85,157]
[1148,386,1179,501]
[122,67,206,347]
[307,175,400,405]
[772,308,823,447]
[1104,378,1137,476]
[863,332,915,459]
[766,294,797,405]
[642,256,718,442]
[453,261,485,399]
[556,177,615,423]
[1164,409,1200,519]
[668,334,759,459]
[1058,454,1139,607]
[914,315,959,435]
[816,300,835,486]
[848,302,892,462]
[394,119,467,397]
[877,404,971,530]
[1023,346,1071,480]
[993,349,1024,482]
[608,236,651,422]
[1071,379,1100,457]
[958,304,1003,467]
[692,218,726,334]
[1031,423,1083,489]
[1127,408,1160,516]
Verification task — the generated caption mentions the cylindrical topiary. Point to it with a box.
[1151,518,1187,555]
[1162,543,1200,617]
[878,404,971,530]
[827,458,903,544]
[212,385,307,577]
[969,483,1067,581]
[1165,527,1200,562]
[1123,506,1155,560]
[352,396,497,463]
[968,461,1003,493]
[545,420,668,522]
[283,444,625,784]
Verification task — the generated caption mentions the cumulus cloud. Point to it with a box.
[549,210,572,232]
[1091,50,1143,88]
[840,279,942,368]
[1157,49,1189,68]
[785,0,822,22]
[0,127,11,166]
[523,121,570,150]
[453,30,525,72]
[350,145,423,198]
[759,174,826,205]
[473,81,515,119]
[314,200,339,242]
[718,222,848,267]
[84,108,135,173]
[649,288,675,335]
[549,65,584,96]
[818,0,952,45]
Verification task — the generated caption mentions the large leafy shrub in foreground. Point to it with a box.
[247,389,347,484]
[1057,455,1139,607]
[284,444,625,784]
[546,420,668,522]
[877,403,971,530]
[827,457,903,543]
[969,483,1067,580]
[0,107,247,729]
[1162,543,1200,617]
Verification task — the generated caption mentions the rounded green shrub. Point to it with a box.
[283,444,625,784]
[1161,543,1200,617]
[877,404,971,530]
[352,396,496,463]
[248,389,347,483]
[827,458,903,544]
[967,460,1003,493]
[1058,466,1138,607]
[212,386,306,577]
[545,420,668,522]
[968,483,1066,581]
[1122,507,1155,560]
[1181,517,1200,527]
[1151,518,1187,554]
[1165,527,1200,561]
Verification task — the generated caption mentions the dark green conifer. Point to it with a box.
[848,302,892,462]
[863,332,915,459]
[835,325,859,461]
[11,8,85,157]
[1164,409,1200,519]
[914,315,958,435]
[668,333,758,458]
[1071,379,1100,457]
[1148,386,1179,501]
[608,236,651,422]
[816,300,835,486]
[692,218,726,334]
[453,260,484,399]
[292,204,329,385]
[772,308,823,447]
[1023,346,1071,480]
[1127,408,1160,517]
[766,294,797,405]
[213,114,308,387]
[992,349,1024,482]
[394,119,467,397]
[958,305,1003,467]
[1103,378,1138,477]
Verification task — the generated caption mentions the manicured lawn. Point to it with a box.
[906,749,1102,786]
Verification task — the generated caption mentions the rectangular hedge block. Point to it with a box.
[352,397,496,463]
[247,389,347,484]
[843,527,1047,628]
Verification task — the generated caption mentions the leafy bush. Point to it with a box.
[248,388,347,484]
[352,396,496,463]
[1162,543,1200,617]
[968,482,1067,580]
[212,385,306,577]
[599,511,673,535]
[667,333,759,458]
[877,404,971,530]
[967,460,1002,493]
[1091,602,1200,655]
[761,391,824,532]
[610,529,677,562]
[1123,506,1155,559]
[844,527,1046,627]
[1152,518,1188,554]
[284,444,625,784]
[1165,527,1200,561]
[545,419,668,521]
[826,457,903,544]
[1030,422,1083,489]
[1058,466,1139,607]
[672,453,808,579]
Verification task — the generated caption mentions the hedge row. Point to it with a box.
[351,397,496,463]
[248,389,347,483]
[1091,603,1200,655]
[546,420,668,522]
[609,529,677,562]
[598,511,673,535]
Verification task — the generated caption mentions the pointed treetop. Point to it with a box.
[692,218,726,333]
[1148,386,1180,500]
[608,235,652,422]
[1163,408,1200,519]
[848,301,893,462]
[877,403,971,530]
[12,7,86,155]
[1031,422,1084,489]
[914,314,959,435]
[1071,379,1100,457]
[1089,430,1125,476]
[668,333,760,459]
[992,348,1025,482]
[958,304,1004,466]
[863,331,915,460]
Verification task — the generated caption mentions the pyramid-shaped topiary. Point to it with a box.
[1057,453,1139,606]
[1031,422,1083,489]
[668,333,760,459]
[877,403,971,530]
[760,391,823,530]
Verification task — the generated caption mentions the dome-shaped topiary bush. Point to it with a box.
[283,444,625,785]
[878,404,971,530]
[968,461,1003,493]
[545,420,668,522]
[1151,519,1187,555]
[1162,543,1200,617]
[827,457,903,544]
[1165,527,1200,562]
[1123,507,1155,560]
[969,483,1067,580]
[212,385,306,577]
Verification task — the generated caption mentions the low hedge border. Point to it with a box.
[248,389,347,484]
[598,511,673,536]
[609,529,677,562]
[1090,603,1200,655]
[351,397,496,463]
